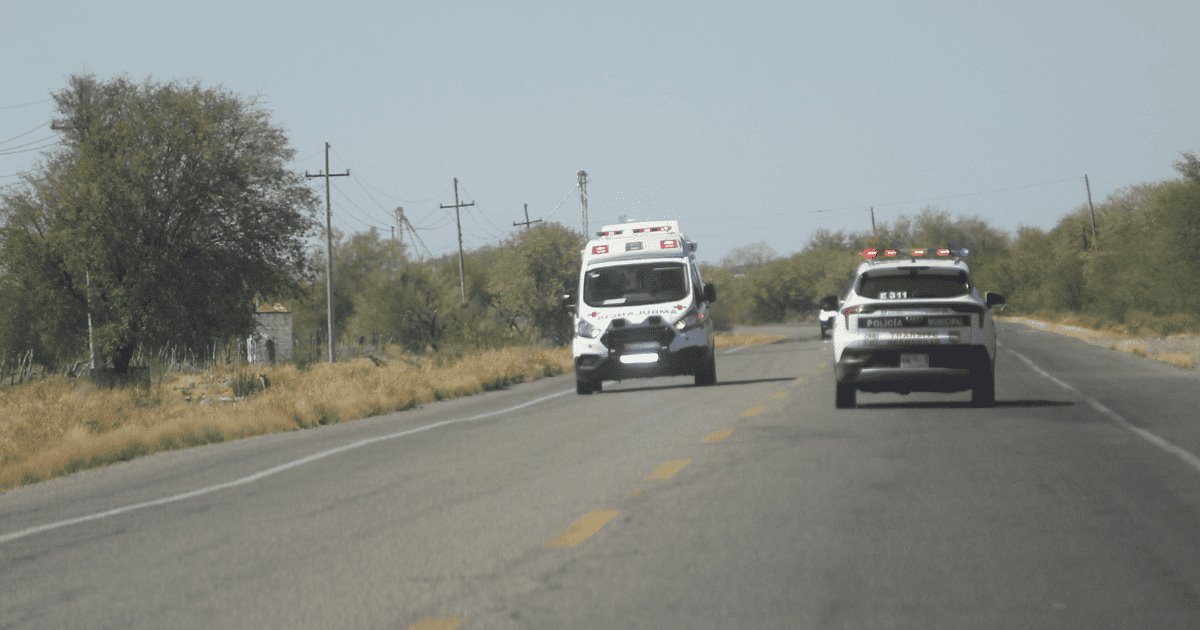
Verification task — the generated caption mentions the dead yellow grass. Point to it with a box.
[1153,352,1196,369]
[0,346,571,492]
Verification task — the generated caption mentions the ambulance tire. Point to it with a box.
[694,353,716,386]
[576,379,601,395]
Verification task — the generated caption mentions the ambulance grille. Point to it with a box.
[602,326,675,350]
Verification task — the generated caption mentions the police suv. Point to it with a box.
[827,247,1006,408]
[563,220,717,395]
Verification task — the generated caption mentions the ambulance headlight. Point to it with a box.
[576,319,602,339]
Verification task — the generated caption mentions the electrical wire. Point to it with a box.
[329,146,448,203]
[0,98,51,111]
[0,139,60,156]
[542,183,581,220]
[0,122,50,147]
[329,181,392,230]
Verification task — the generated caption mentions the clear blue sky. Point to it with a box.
[3,0,1197,262]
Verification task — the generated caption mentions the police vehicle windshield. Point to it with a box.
[858,268,970,300]
[583,262,689,307]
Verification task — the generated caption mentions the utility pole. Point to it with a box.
[869,207,877,235]
[513,203,543,230]
[394,207,405,249]
[305,142,349,363]
[1084,174,1098,246]
[577,170,589,236]
[440,177,474,304]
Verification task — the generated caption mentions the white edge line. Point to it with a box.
[1008,349,1200,474]
[0,389,573,546]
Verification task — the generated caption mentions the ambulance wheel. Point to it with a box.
[835,382,856,409]
[694,353,716,386]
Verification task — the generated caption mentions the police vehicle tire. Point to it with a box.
[576,380,597,395]
[971,364,995,408]
[694,353,717,386]
[835,381,856,409]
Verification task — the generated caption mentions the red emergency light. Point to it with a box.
[591,245,609,254]
[660,239,679,249]
[862,248,879,260]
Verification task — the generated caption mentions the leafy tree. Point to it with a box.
[483,223,582,345]
[0,74,317,372]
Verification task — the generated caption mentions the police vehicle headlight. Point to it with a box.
[576,319,602,339]
[674,312,706,332]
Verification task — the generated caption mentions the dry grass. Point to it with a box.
[0,333,785,492]
[0,346,571,492]
[1153,352,1196,369]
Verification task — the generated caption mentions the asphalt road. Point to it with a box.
[2,322,1200,629]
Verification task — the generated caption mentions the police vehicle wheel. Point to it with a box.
[971,365,995,408]
[835,382,856,409]
[576,380,595,395]
[694,354,716,386]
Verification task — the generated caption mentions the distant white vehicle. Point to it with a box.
[562,220,717,395]
[817,303,838,339]
[828,247,1006,408]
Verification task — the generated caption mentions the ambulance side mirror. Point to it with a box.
[985,292,1006,312]
[561,289,577,315]
[703,282,717,304]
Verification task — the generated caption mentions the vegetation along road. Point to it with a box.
[2,321,1199,629]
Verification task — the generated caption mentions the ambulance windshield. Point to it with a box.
[583,262,689,307]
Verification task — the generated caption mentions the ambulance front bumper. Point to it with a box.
[573,327,710,380]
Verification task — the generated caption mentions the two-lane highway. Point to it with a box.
[2,322,1199,628]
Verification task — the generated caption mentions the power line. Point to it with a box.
[330,180,393,229]
[542,183,581,220]
[328,146,448,203]
[0,139,59,156]
[0,122,49,147]
[457,182,509,237]
[0,98,51,110]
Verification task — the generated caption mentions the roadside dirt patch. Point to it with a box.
[1004,317,1199,370]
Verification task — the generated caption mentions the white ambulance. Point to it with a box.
[562,220,717,394]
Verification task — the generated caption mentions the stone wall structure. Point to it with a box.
[250,303,293,364]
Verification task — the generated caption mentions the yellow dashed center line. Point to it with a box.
[769,389,790,399]
[407,616,465,630]
[545,509,620,548]
[739,404,768,418]
[702,428,734,443]
[644,459,691,481]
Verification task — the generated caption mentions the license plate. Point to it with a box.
[900,353,929,368]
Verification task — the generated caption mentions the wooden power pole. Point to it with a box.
[305,142,349,363]
[513,203,543,230]
[441,178,474,304]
